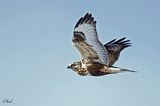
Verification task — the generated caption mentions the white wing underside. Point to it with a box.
[73,41,98,59]
[74,23,108,64]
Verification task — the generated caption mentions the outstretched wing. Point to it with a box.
[104,37,131,66]
[73,13,108,64]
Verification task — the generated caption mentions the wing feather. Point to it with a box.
[73,13,108,64]
[104,37,131,66]
[73,31,98,59]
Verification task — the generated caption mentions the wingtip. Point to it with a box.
[74,12,96,29]
[85,12,92,16]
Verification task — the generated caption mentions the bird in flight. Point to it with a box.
[67,13,136,76]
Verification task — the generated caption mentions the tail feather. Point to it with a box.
[120,68,137,73]
[108,66,137,74]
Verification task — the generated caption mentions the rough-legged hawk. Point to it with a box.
[67,13,136,76]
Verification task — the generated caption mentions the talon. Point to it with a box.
[77,69,88,76]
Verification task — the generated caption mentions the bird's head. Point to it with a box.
[67,61,81,72]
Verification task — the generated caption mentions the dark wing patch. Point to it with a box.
[104,37,131,66]
[73,31,86,42]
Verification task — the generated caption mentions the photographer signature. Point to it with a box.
[2,99,13,103]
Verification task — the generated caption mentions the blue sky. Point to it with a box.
[0,0,160,106]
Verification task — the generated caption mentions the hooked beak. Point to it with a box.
[67,65,71,69]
